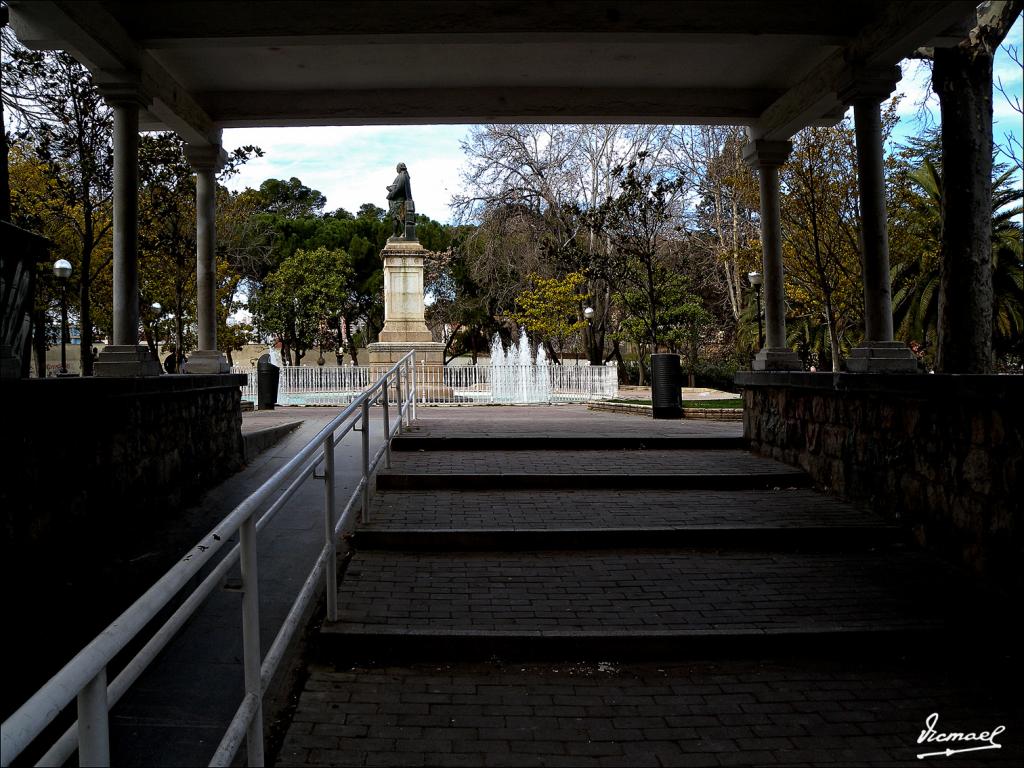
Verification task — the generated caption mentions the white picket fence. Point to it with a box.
[233,362,618,406]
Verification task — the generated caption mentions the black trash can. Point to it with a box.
[256,353,280,410]
[650,353,683,419]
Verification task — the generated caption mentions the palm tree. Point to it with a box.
[891,159,942,352]
[891,155,1023,367]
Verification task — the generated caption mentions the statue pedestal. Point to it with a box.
[368,341,444,366]
[367,239,451,399]
[375,239,433,343]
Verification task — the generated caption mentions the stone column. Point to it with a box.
[184,142,230,374]
[95,87,162,377]
[839,68,918,373]
[742,139,802,371]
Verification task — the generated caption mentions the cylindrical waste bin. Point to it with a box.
[256,353,280,410]
[650,353,682,419]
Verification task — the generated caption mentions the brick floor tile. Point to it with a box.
[275,408,1020,768]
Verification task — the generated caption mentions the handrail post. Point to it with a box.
[403,356,411,421]
[77,668,110,767]
[405,359,412,426]
[395,364,404,431]
[239,516,264,766]
[323,431,337,622]
[360,398,370,524]
[381,381,392,469]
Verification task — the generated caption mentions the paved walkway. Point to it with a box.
[105,407,392,766]
[283,659,1020,767]
[279,406,1021,767]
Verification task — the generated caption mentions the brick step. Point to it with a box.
[353,526,902,552]
[322,549,1002,663]
[365,489,887,533]
[380,449,800,477]
[278,658,1024,768]
[319,625,960,664]
[377,472,812,491]
[376,449,809,491]
[391,435,746,451]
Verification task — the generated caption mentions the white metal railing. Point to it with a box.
[233,361,617,406]
[1,352,418,768]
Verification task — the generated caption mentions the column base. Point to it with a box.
[186,349,231,374]
[94,345,163,377]
[846,342,919,373]
[752,347,803,371]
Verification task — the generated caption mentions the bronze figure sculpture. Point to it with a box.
[386,162,414,239]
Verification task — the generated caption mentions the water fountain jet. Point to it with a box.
[490,328,551,404]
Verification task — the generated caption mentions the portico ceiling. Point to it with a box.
[8,1,976,145]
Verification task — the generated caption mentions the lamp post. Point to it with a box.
[748,271,763,350]
[53,259,72,374]
[583,306,594,364]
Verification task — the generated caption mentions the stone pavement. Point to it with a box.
[282,659,1021,767]
[279,406,1022,767]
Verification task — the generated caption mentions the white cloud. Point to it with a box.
[222,125,471,223]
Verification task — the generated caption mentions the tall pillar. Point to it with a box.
[184,142,230,374]
[839,68,918,373]
[742,139,802,371]
[95,87,162,377]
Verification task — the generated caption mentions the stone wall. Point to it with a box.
[2,374,247,552]
[735,372,1022,594]
[1,373,248,714]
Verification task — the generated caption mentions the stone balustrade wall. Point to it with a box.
[2,375,247,553]
[1,374,248,714]
[735,372,1022,595]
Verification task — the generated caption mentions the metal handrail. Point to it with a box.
[1,351,417,768]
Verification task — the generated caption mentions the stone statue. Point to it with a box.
[386,162,414,240]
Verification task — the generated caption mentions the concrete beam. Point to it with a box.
[749,0,976,140]
[8,1,136,71]
[8,0,218,145]
[200,87,782,127]
[107,1,893,41]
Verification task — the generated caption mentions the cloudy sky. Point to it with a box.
[221,24,1023,225]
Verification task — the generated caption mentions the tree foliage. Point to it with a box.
[250,177,327,218]
[781,120,867,371]
[585,157,687,350]
[4,28,113,374]
[508,272,587,363]
[249,246,356,365]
